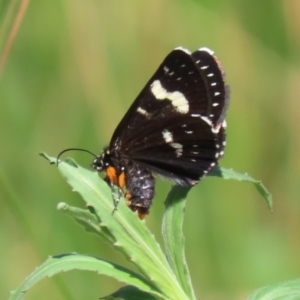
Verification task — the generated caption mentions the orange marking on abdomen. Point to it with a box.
[118,172,126,189]
[106,166,117,184]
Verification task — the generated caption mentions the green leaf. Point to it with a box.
[247,278,300,300]
[39,153,189,300]
[57,202,115,244]
[101,285,158,300]
[9,253,162,300]
[162,186,196,300]
[209,166,273,210]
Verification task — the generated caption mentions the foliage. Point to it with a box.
[9,154,293,300]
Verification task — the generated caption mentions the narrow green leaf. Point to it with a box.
[247,278,300,300]
[57,202,115,244]
[9,253,162,300]
[162,186,196,300]
[209,166,273,210]
[40,153,189,300]
[101,285,158,300]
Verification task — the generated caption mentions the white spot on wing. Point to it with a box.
[211,82,217,86]
[162,129,173,143]
[212,102,219,107]
[170,143,183,157]
[137,107,150,117]
[207,73,214,77]
[200,116,213,127]
[191,114,201,117]
[212,127,220,134]
[200,65,209,70]
[199,47,214,55]
[150,80,189,114]
[175,47,191,54]
[163,66,169,73]
[214,92,221,96]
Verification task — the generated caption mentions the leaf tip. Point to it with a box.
[57,202,68,211]
[39,152,58,165]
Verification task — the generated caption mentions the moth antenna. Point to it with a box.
[56,148,97,166]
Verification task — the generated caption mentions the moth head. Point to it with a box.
[91,148,111,172]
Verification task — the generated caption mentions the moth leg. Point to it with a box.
[111,185,121,215]
[111,186,125,215]
[104,176,120,214]
[104,167,126,214]
[106,171,126,214]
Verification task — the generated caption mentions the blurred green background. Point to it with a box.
[1,0,299,299]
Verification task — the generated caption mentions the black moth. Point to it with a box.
[60,47,229,219]
[92,47,229,218]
